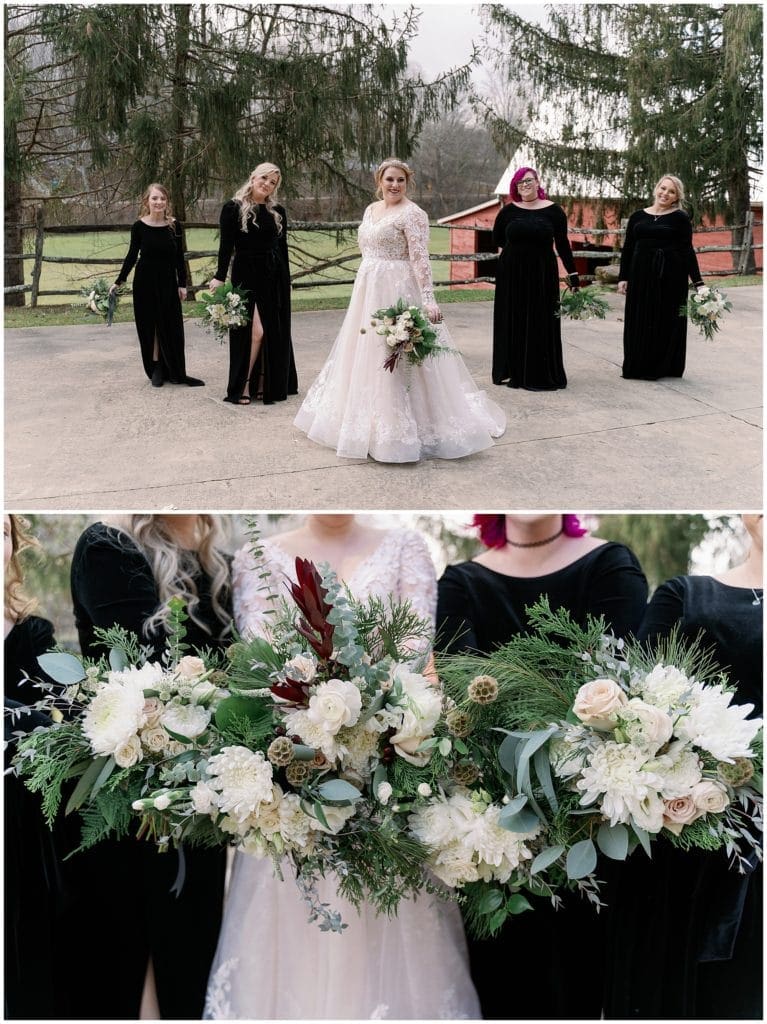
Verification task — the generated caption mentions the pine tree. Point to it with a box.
[477,4,762,267]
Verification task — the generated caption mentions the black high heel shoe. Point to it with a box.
[151,362,164,387]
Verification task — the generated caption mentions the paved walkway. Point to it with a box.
[5,287,761,510]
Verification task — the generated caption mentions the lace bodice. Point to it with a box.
[357,202,436,305]
[232,528,437,640]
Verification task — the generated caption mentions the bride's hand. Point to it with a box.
[425,303,442,323]
[208,277,224,289]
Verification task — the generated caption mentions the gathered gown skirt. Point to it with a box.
[294,255,505,462]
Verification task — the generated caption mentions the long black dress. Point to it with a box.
[491,203,578,391]
[64,523,230,1020]
[115,219,198,384]
[5,616,76,1020]
[603,575,763,1020]
[619,209,704,380]
[436,542,649,1019]
[215,200,298,404]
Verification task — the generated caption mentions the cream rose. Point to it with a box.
[306,678,362,735]
[142,698,162,728]
[691,779,729,815]
[140,725,171,754]
[662,796,701,835]
[177,655,207,679]
[310,803,357,834]
[616,698,674,752]
[114,734,143,768]
[573,678,628,729]
[283,653,317,683]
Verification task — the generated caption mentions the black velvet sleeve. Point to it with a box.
[551,205,577,276]
[618,211,639,282]
[115,221,142,286]
[636,576,686,644]
[583,543,649,639]
[70,524,164,660]
[275,204,290,274]
[173,220,187,288]
[435,565,480,654]
[491,204,512,250]
[214,201,239,281]
[680,212,704,286]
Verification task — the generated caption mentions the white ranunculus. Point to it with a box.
[625,791,666,834]
[307,678,362,735]
[283,653,317,684]
[572,678,628,729]
[207,746,275,823]
[177,655,206,679]
[675,683,762,763]
[691,779,730,815]
[161,703,211,740]
[114,734,143,768]
[82,680,148,756]
[616,698,674,753]
[282,708,340,763]
[190,780,219,815]
[639,664,692,711]
[377,781,393,804]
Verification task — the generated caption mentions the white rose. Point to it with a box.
[389,669,442,766]
[140,725,170,754]
[177,655,207,679]
[691,779,729,815]
[616,698,674,752]
[310,803,356,834]
[418,783,432,797]
[284,653,317,684]
[161,703,211,740]
[640,664,692,710]
[377,781,393,805]
[573,678,628,729]
[114,734,143,768]
[307,678,362,735]
[190,780,219,815]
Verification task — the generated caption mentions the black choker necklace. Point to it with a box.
[506,527,564,549]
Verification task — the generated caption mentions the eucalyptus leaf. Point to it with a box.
[503,793,529,815]
[531,844,566,875]
[292,744,317,762]
[312,800,330,830]
[90,755,117,798]
[453,738,469,756]
[438,737,452,757]
[317,779,362,803]
[109,647,129,672]
[37,652,86,685]
[498,803,540,833]
[631,822,653,858]
[566,838,598,879]
[516,726,558,797]
[498,733,520,780]
[65,755,109,814]
[533,744,559,814]
[597,822,629,861]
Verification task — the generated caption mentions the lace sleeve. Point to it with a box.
[394,530,437,627]
[231,544,282,639]
[402,205,436,305]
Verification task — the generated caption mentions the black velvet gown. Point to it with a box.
[215,200,298,404]
[619,209,704,380]
[436,543,649,1019]
[116,219,191,383]
[64,523,230,1020]
[603,575,763,1020]
[491,203,577,391]
[5,616,77,1020]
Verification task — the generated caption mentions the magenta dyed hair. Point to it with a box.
[510,167,548,203]
[472,514,587,548]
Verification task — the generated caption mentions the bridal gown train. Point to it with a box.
[294,201,506,462]
[204,531,481,1020]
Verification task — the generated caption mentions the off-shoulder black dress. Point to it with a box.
[436,542,649,1019]
[64,523,231,1019]
[215,200,298,404]
[603,575,763,1019]
[115,219,202,385]
[491,203,578,391]
[618,209,704,380]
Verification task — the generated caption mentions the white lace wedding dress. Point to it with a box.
[294,200,505,462]
[204,530,481,1020]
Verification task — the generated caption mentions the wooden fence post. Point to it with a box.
[30,206,45,308]
[736,210,754,276]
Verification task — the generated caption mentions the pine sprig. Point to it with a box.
[351,593,433,664]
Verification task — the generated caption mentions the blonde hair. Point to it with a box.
[138,182,176,224]
[113,515,232,640]
[233,163,283,234]
[374,158,414,198]
[5,515,40,623]
[653,174,686,209]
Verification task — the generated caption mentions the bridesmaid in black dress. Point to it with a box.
[618,174,705,379]
[436,513,648,1020]
[66,515,232,1019]
[4,515,73,1019]
[110,182,204,388]
[492,167,579,391]
[209,162,298,405]
[604,514,763,1020]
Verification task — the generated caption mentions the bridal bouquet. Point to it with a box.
[432,600,763,937]
[198,282,251,342]
[363,297,444,372]
[682,285,733,340]
[77,278,119,322]
[557,285,610,321]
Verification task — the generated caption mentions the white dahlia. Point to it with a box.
[207,746,275,823]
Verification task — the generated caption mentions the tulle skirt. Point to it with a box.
[294,256,506,462]
[204,851,481,1019]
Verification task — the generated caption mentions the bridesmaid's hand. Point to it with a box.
[178,287,187,301]
[617,281,628,296]
[425,303,442,323]
[208,277,224,290]
[109,283,118,295]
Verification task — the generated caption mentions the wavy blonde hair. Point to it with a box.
[374,158,414,198]
[5,515,40,623]
[653,173,686,209]
[113,515,232,640]
[138,182,176,225]
[233,163,283,234]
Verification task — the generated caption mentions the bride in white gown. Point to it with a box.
[294,158,505,462]
[204,515,480,1020]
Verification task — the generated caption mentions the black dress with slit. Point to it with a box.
[491,203,577,391]
[5,616,77,1020]
[63,523,230,1020]
[215,200,298,404]
[116,219,195,383]
[603,575,763,1020]
[436,543,649,1019]
[619,209,704,380]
